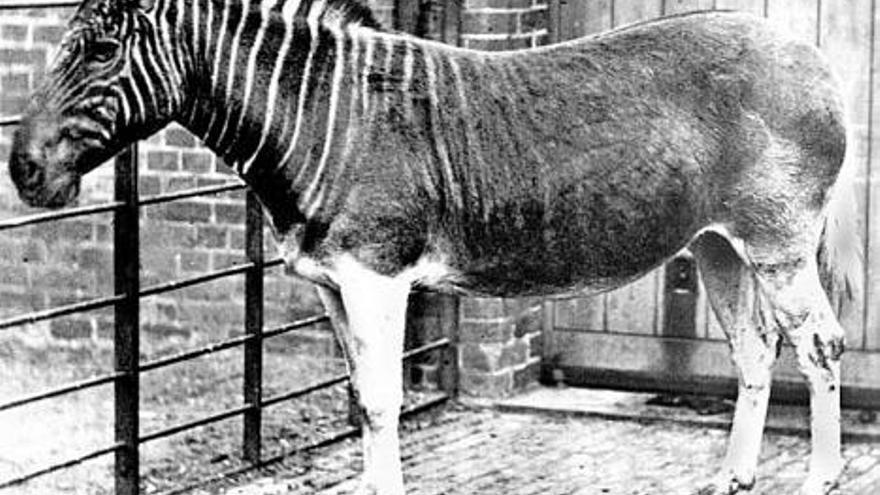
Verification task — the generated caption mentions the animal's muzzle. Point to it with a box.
[8,116,81,209]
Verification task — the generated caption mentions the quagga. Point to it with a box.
[8,1,857,494]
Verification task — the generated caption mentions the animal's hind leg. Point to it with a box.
[760,258,845,495]
[691,232,780,495]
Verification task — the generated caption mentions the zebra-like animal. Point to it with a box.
[8,1,858,494]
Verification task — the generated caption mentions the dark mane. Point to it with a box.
[324,0,383,30]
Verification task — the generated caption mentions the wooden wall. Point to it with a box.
[548,0,878,354]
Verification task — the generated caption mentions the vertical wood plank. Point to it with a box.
[820,0,872,350]
[612,0,663,26]
[605,275,660,335]
[664,0,716,14]
[865,0,880,350]
[583,0,615,36]
[765,0,819,44]
[442,0,463,46]
[554,297,604,331]
[714,0,765,15]
[600,0,665,336]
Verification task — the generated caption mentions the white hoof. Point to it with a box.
[695,471,755,495]
[352,479,406,495]
[799,475,840,495]
[801,458,843,495]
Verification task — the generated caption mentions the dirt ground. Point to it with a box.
[213,404,880,495]
[3,339,880,495]
[0,337,352,495]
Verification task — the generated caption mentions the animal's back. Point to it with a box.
[353,12,846,297]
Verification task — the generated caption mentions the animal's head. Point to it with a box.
[9,0,184,208]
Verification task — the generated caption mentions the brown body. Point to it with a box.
[286,12,845,299]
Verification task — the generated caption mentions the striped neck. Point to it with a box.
[180,0,384,232]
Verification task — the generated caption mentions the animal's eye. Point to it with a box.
[87,38,120,64]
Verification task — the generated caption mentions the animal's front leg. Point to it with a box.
[318,263,410,495]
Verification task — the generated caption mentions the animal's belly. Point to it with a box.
[426,199,699,297]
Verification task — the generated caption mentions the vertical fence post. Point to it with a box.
[114,144,140,495]
[243,191,264,463]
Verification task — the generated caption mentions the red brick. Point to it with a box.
[50,319,93,340]
[147,150,179,172]
[520,8,550,32]
[159,201,212,223]
[460,318,514,343]
[165,127,196,148]
[512,359,541,390]
[515,305,543,337]
[460,342,493,372]
[167,176,197,192]
[1,73,29,93]
[1,24,28,42]
[461,297,506,318]
[460,370,513,398]
[139,175,162,196]
[498,339,530,368]
[143,322,190,340]
[212,252,246,270]
[528,332,543,358]
[33,25,65,44]
[0,264,27,286]
[215,203,246,224]
[462,11,519,35]
[467,0,534,8]
[464,36,534,51]
[0,48,45,66]
[0,95,28,114]
[196,226,228,249]
[182,151,212,173]
[180,250,210,273]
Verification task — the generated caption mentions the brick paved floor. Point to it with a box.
[218,389,880,495]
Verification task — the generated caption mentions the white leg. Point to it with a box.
[786,270,845,495]
[317,266,409,495]
[692,233,777,494]
[712,332,776,493]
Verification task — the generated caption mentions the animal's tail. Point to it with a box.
[817,153,863,315]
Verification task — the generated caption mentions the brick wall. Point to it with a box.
[458,298,544,397]
[461,0,550,50]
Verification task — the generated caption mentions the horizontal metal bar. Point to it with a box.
[263,314,330,339]
[403,338,450,361]
[0,371,122,413]
[139,258,284,298]
[140,334,254,373]
[140,404,252,444]
[0,258,285,331]
[140,314,330,373]
[0,294,124,331]
[0,0,78,9]
[0,201,123,232]
[0,114,21,127]
[260,373,350,409]
[0,443,121,490]
[138,183,246,207]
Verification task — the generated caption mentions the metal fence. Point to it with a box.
[0,2,457,494]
